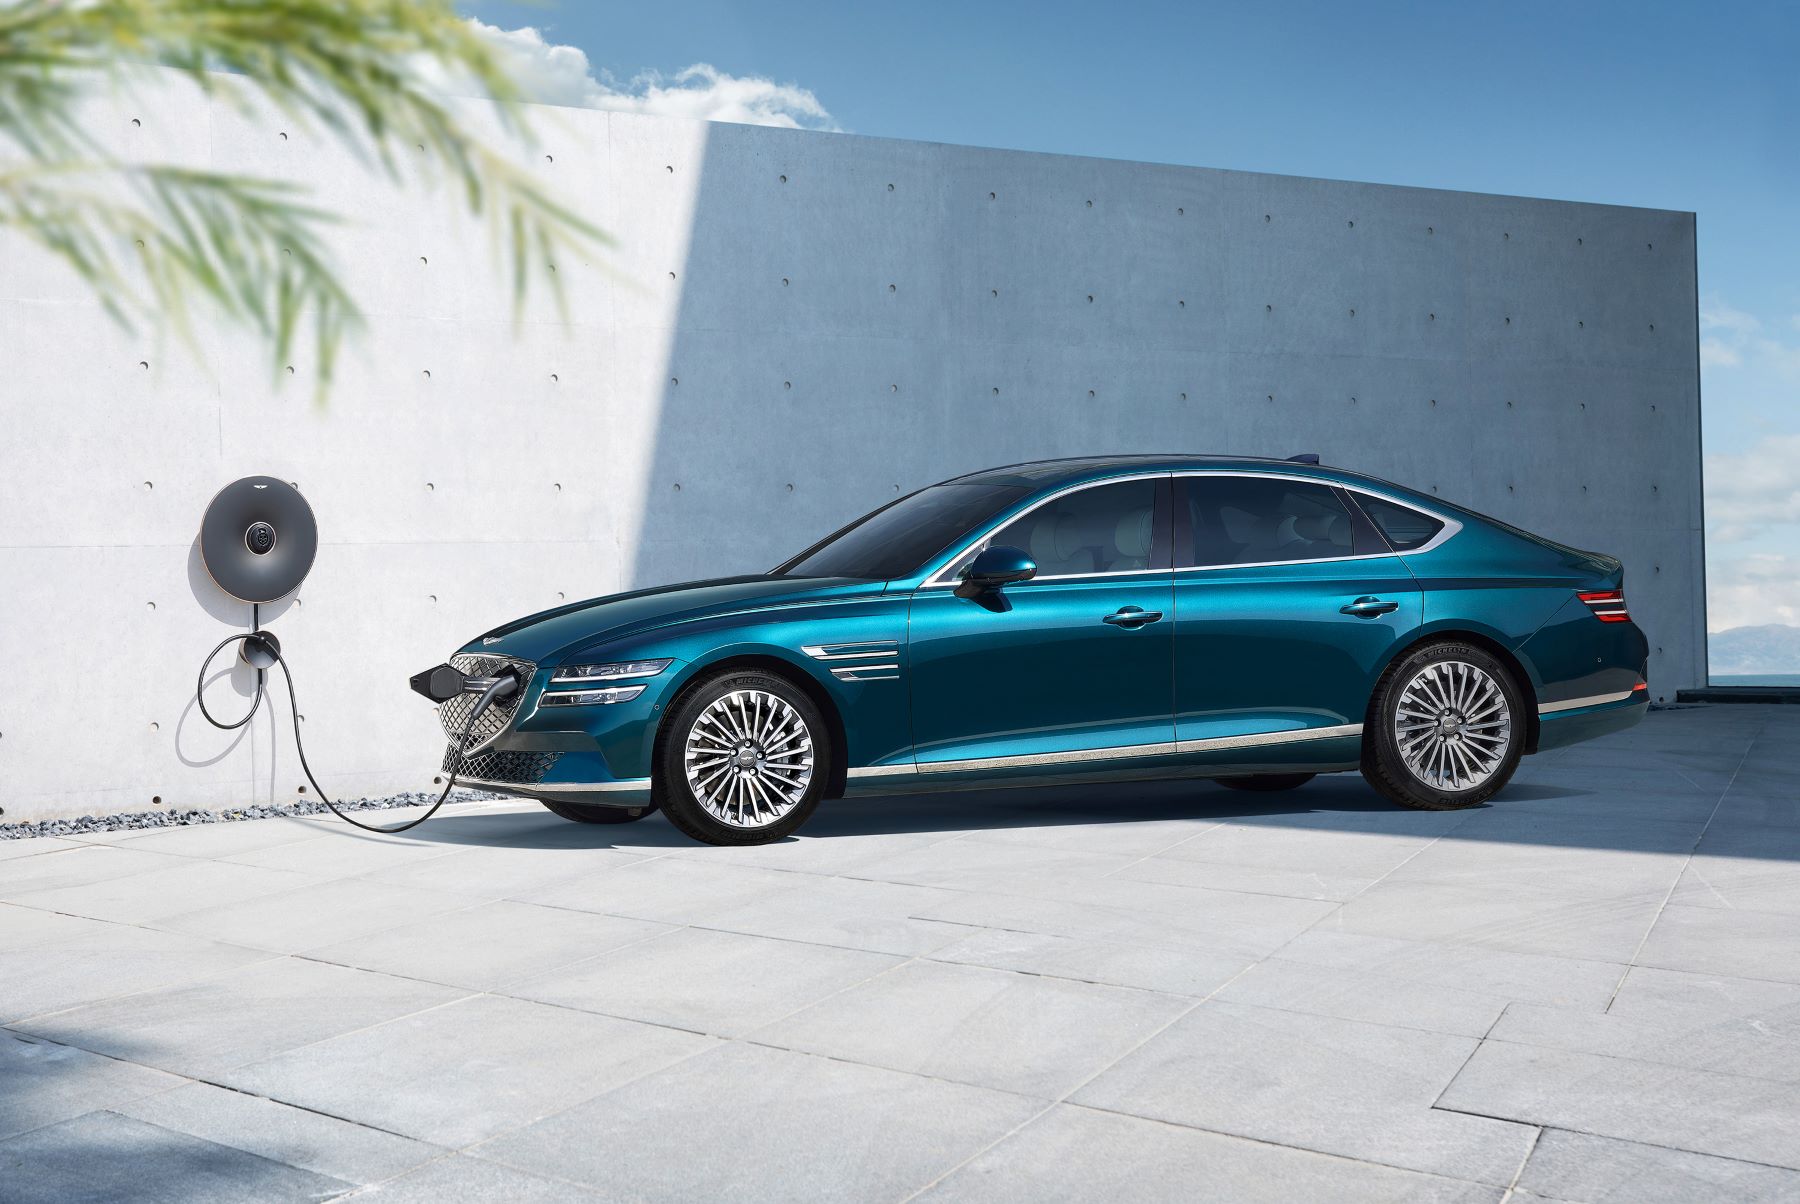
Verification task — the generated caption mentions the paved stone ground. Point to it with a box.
[2,705,1796,1202]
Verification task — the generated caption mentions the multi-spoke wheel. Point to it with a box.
[1363,641,1524,811]
[657,670,831,845]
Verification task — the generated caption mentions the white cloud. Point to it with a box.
[1706,434,1800,542]
[452,20,840,131]
[1701,299,1762,335]
[1708,552,1800,631]
[1700,338,1741,367]
[1700,293,1800,383]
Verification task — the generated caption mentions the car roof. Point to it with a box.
[943,454,1338,489]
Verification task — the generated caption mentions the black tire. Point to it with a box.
[655,669,832,846]
[540,798,659,825]
[1362,640,1524,811]
[1215,773,1316,792]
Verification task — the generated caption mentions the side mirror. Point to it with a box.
[956,544,1037,598]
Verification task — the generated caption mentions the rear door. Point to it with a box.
[1172,473,1422,748]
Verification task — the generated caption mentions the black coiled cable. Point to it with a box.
[195,631,486,834]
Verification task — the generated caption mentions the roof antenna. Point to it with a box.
[1286,452,1321,465]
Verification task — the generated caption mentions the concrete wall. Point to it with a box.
[0,72,1703,821]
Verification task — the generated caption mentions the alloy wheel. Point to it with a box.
[682,688,816,828]
[1392,659,1513,792]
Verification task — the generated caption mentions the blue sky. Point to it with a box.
[463,0,1799,635]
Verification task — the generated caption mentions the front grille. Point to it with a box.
[440,654,535,749]
[443,745,562,785]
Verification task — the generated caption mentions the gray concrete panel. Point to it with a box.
[0,71,1701,817]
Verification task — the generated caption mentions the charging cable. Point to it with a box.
[195,627,513,834]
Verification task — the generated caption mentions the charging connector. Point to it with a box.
[196,628,517,834]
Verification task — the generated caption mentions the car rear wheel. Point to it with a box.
[540,799,659,825]
[1215,773,1316,792]
[656,670,830,846]
[1363,641,1523,811]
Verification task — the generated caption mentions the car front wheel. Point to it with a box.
[657,670,830,846]
[1362,641,1523,811]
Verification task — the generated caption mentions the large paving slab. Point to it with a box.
[0,1110,353,1203]
[1437,1039,1800,1169]
[1070,999,1537,1185]
[918,1103,1503,1203]
[756,958,1195,1098]
[0,704,1794,1199]
[476,1042,1048,1202]
[14,956,467,1077]
[217,993,717,1146]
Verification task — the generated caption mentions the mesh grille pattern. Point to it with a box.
[442,745,562,784]
[440,654,534,748]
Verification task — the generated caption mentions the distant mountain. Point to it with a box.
[1710,625,1800,675]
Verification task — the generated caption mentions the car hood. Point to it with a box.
[460,575,876,665]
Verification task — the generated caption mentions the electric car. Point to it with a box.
[424,455,1649,846]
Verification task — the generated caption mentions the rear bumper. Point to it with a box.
[1534,692,1649,752]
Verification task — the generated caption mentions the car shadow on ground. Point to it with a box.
[386,772,1637,856]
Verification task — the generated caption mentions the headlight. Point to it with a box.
[551,659,672,683]
[540,684,646,707]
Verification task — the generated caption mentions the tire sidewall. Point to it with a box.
[1368,641,1524,808]
[657,670,831,845]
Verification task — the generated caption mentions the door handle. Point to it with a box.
[1340,596,1399,617]
[1103,606,1164,628]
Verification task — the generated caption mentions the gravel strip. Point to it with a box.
[0,790,505,841]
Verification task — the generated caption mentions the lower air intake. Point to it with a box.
[442,746,561,785]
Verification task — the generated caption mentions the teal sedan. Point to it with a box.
[425,456,1650,846]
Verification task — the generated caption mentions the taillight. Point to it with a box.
[1578,589,1631,623]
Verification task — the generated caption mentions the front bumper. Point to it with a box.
[426,651,678,807]
[444,742,654,807]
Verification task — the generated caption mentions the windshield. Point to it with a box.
[776,483,1028,580]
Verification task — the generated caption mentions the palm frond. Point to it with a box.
[0,0,611,400]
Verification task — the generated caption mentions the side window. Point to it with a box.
[1357,496,1445,552]
[983,478,1165,577]
[1179,477,1355,567]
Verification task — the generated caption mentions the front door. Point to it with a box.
[1171,474,1422,749]
[907,476,1175,771]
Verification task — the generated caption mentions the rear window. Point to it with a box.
[1358,497,1445,551]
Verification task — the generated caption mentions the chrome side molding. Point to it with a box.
[807,640,901,683]
[847,722,1364,779]
[831,665,900,682]
[1539,690,1637,715]
[802,640,900,661]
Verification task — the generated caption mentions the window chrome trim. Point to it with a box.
[1539,689,1638,715]
[918,469,1462,589]
[849,722,1365,778]
[921,471,1172,588]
